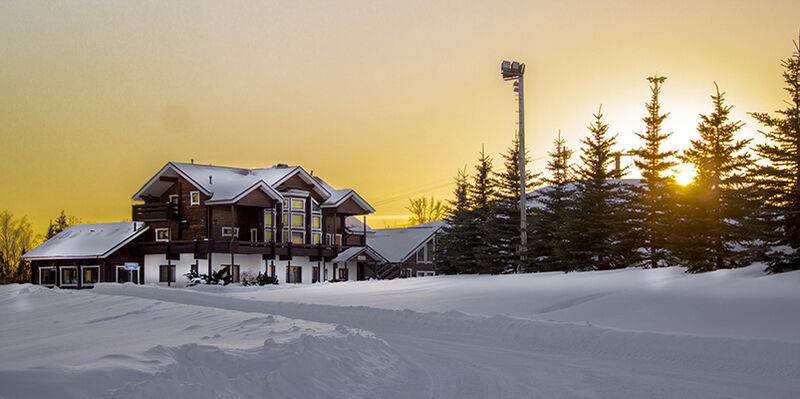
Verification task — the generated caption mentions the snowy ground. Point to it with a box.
[1,265,799,398]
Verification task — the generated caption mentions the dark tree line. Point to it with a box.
[435,36,800,274]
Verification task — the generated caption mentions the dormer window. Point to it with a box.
[190,191,200,206]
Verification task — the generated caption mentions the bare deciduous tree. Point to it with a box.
[406,196,446,226]
[0,210,38,283]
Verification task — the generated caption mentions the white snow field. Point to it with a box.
[1,265,799,398]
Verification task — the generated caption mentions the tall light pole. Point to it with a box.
[501,60,527,274]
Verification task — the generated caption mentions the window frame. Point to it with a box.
[116,265,139,284]
[291,231,305,244]
[39,266,56,286]
[60,266,78,287]
[190,191,200,206]
[168,194,179,204]
[155,228,169,242]
[80,265,100,286]
[250,228,258,242]
[221,227,240,238]
[159,265,176,283]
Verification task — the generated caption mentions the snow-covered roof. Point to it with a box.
[22,222,149,260]
[367,220,445,263]
[313,177,375,212]
[345,216,374,235]
[331,246,388,264]
[132,162,374,213]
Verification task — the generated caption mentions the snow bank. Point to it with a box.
[219,265,800,343]
[0,284,404,399]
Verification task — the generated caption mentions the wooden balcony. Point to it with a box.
[134,239,341,262]
[132,203,180,222]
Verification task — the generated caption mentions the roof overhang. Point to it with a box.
[320,190,376,214]
[273,167,331,199]
[331,246,388,264]
[205,180,284,205]
[131,162,211,201]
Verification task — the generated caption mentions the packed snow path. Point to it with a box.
[2,266,799,398]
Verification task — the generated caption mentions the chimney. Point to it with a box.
[191,159,194,164]
[209,175,213,185]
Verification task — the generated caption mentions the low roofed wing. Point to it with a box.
[22,222,148,260]
[367,220,445,263]
[331,246,388,264]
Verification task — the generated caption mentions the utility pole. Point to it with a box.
[501,60,527,274]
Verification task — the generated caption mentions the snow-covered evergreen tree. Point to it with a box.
[568,107,632,270]
[434,167,479,274]
[631,76,679,268]
[749,37,800,272]
[530,132,575,272]
[491,135,538,273]
[677,83,754,272]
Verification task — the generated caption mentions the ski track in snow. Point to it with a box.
[1,266,800,398]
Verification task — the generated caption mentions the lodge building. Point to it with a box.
[23,162,441,288]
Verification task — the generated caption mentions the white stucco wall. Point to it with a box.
[144,253,344,286]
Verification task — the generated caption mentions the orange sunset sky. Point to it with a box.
[1,0,799,233]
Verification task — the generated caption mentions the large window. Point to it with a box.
[159,265,175,283]
[116,266,139,284]
[155,228,169,242]
[282,196,309,244]
[286,265,302,283]
[81,266,100,286]
[40,267,56,285]
[291,231,305,244]
[416,238,435,263]
[264,209,275,242]
[60,267,78,286]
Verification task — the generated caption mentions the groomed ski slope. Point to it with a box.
[1,265,799,398]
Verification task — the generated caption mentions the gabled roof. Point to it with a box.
[131,162,357,206]
[331,246,388,264]
[22,222,148,260]
[367,219,445,263]
[312,176,376,213]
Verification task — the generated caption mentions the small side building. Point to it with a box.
[22,222,148,288]
[367,220,443,278]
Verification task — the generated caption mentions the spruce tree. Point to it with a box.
[631,76,679,268]
[568,107,631,271]
[434,167,477,274]
[678,83,753,272]
[469,147,499,273]
[492,135,538,273]
[530,131,575,272]
[750,37,800,272]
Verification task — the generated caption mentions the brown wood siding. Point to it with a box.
[336,197,369,215]
[142,176,209,240]
[236,189,276,208]
[275,174,326,203]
